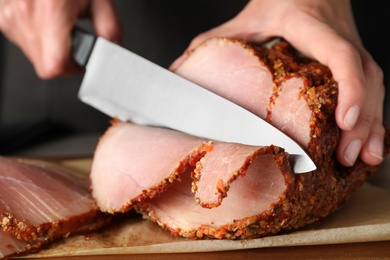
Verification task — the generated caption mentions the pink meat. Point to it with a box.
[91,120,289,214]
[136,150,289,239]
[0,231,29,259]
[91,120,210,213]
[0,157,109,257]
[192,142,286,208]
[175,38,273,120]
[270,77,312,147]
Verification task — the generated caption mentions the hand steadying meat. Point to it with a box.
[0,0,122,79]
[0,0,384,168]
[172,0,386,168]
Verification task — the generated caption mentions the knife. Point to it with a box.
[71,27,316,173]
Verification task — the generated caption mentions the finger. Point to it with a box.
[0,0,83,78]
[91,0,123,44]
[354,72,385,165]
[336,55,385,166]
[28,0,86,79]
[0,0,35,58]
[337,95,383,167]
[0,0,45,75]
[280,21,370,165]
[360,114,385,165]
[337,94,385,166]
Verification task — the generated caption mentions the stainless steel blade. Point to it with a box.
[78,37,316,173]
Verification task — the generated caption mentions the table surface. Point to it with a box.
[25,241,390,260]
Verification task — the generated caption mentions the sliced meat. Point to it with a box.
[270,77,312,148]
[91,120,290,213]
[90,38,389,240]
[136,147,292,239]
[92,121,292,239]
[0,157,110,258]
[174,38,273,120]
[0,230,30,259]
[91,120,210,213]
[192,142,287,208]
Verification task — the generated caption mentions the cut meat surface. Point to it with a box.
[92,121,291,239]
[0,230,30,259]
[270,77,312,148]
[0,157,109,258]
[91,120,210,213]
[90,38,390,240]
[91,120,290,214]
[174,38,273,120]
[137,158,288,239]
[136,148,291,239]
[192,142,287,208]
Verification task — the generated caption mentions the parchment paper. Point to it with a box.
[20,157,390,257]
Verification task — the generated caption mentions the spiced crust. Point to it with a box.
[242,40,389,236]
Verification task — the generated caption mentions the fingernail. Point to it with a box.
[344,139,362,166]
[368,135,384,161]
[344,105,360,130]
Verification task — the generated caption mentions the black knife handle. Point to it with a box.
[71,27,96,67]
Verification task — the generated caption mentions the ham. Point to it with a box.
[0,231,30,259]
[90,38,389,239]
[92,121,291,239]
[90,121,209,213]
[91,120,289,213]
[173,38,273,120]
[0,157,110,258]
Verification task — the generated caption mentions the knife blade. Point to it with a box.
[72,27,316,173]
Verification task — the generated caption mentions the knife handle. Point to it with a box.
[71,27,96,67]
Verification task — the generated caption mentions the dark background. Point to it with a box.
[0,0,388,155]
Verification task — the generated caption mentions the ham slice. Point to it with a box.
[91,120,290,214]
[0,157,110,258]
[90,38,389,239]
[0,231,30,259]
[174,38,273,120]
[91,121,209,213]
[92,121,292,239]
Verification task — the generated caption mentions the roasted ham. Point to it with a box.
[0,231,30,259]
[0,157,110,258]
[91,121,209,213]
[91,120,289,213]
[90,38,389,240]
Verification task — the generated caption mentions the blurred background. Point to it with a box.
[0,0,388,158]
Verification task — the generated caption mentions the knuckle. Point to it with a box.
[0,3,14,27]
[336,40,360,59]
[15,0,32,16]
[0,0,32,31]
[365,58,384,83]
[5,0,32,19]
[102,22,123,42]
[358,113,375,133]
[373,118,386,135]
[38,59,66,79]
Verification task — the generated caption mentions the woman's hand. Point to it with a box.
[0,0,122,79]
[173,0,385,167]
